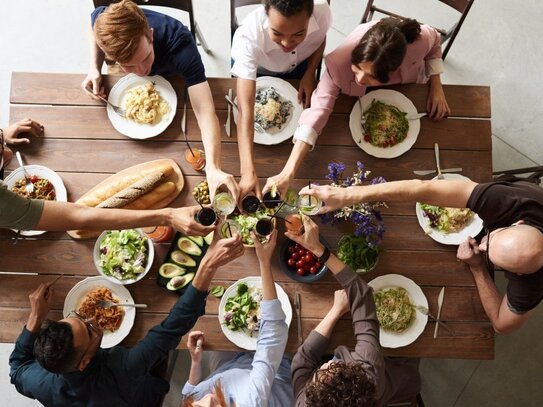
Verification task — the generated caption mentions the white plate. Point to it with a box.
[108,74,177,139]
[233,76,303,145]
[368,274,428,348]
[349,89,420,158]
[63,276,136,348]
[4,165,67,236]
[415,173,484,245]
[218,276,292,350]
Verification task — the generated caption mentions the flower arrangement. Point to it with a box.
[320,161,387,248]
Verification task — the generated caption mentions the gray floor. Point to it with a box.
[1,1,542,406]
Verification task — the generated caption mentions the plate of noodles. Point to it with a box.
[415,174,483,245]
[4,165,67,237]
[107,73,177,139]
[63,276,136,348]
[368,274,428,348]
[233,76,303,145]
[349,89,420,158]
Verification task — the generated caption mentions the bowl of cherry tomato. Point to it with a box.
[279,238,329,282]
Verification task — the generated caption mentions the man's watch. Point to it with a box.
[316,246,331,264]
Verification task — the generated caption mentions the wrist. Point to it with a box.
[26,313,43,333]
[312,244,325,258]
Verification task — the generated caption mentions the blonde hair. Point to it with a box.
[182,380,234,407]
[94,0,151,63]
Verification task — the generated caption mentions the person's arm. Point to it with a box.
[36,201,215,236]
[421,25,449,120]
[457,237,533,334]
[427,74,450,121]
[188,82,239,202]
[298,179,478,214]
[236,78,260,199]
[81,22,106,99]
[298,40,326,108]
[186,331,204,386]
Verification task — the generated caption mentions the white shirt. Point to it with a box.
[231,1,332,80]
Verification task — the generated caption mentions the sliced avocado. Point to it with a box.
[166,273,195,291]
[204,231,214,245]
[177,237,202,256]
[187,236,204,247]
[159,263,186,278]
[170,250,196,268]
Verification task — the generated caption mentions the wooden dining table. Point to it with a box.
[0,72,493,359]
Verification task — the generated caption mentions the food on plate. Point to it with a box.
[254,87,293,130]
[98,229,149,281]
[230,209,272,246]
[166,273,195,291]
[124,82,170,125]
[177,237,202,256]
[171,250,197,268]
[77,287,124,332]
[223,282,262,337]
[159,263,186,278]
[285,242,323,277]
[337,235,380,272]
[192,180,211,204]
[11,175,56,200]
[97,171,164,208]
[362,99,409,148]
[373,287,415,333]
[420,204,474,234]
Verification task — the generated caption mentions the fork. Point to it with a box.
[85,85,126,117]
[15,151,34,194]
[412,303,454,335]
[224,94,264,133]
[96,300,148,309]
[434,143,444,180]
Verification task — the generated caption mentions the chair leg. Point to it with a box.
[194,21,211,54]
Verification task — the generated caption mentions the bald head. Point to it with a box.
[489,224,543,274]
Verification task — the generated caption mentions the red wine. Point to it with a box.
[255,218,273,236]
[196,207,217,226]
[262,191,281,209]
[242,195,261,213]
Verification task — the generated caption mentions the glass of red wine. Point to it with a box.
[241,195,261,213]
[195,207,218,226]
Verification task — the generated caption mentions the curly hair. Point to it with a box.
[351,17,421,83]
[33,320,82,374]
[264,0,314,18]
[305,361,377,407]
[94,0,151,63]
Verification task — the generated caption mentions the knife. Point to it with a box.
[225,89,232,137]
[181,87,188,136]
[413,167,463,176]
[295,292,303,345]
[433,287,445,339]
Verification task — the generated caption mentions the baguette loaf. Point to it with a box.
[97,171,163,208]
[77,163,173,207]
[123,181,176,210]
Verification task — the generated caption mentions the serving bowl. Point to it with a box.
[279,237,329,283]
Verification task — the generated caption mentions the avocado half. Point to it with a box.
[159,263,186,278]
[187,235,204,247]
[170,250,196,268]
[166,273,195,291]
[177,237,202,256]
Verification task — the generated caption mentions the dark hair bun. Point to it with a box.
[398,18,422,43]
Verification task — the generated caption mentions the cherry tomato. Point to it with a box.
[305,254,313,263]
[294,243,301,250]
[291,253,299,260]
[287,258,296,267]
[298,249,306,257]
[295,260,302,268]
[288,246,295,253]
[309,266,317,274]
[315,262,322,269]
[29,175,39,183]
[296,268,305,276]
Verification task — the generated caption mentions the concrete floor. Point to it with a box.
[1,1,542,406]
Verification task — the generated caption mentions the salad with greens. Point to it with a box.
[231,209,271,246]
[223,282,262,337]
[98,229,148,281]
[338,234,380,272]
[420,204,474,234]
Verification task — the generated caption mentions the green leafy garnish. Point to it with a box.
[337,235,380,272]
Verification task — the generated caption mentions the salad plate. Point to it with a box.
[415,173,483,245]
[349,89,420,158]
[63,276,136,348]
[218,276,292,350]
[4,165,67,237]
[368,274,428,348]
[108,73,177,139]
[233,76,303,145]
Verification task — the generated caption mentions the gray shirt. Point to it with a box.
[0,180,44,230]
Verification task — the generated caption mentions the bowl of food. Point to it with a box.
[226,209,275,247]
[279,238,329,283]
[94,228,154,285]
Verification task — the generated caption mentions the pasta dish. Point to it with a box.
[78,287,125,332]
[374,287,415,332]
[124,82,169,125]
[420,204,474,234]
[11,176,56,200]
[362,100,409,148]
[254,87,293,130]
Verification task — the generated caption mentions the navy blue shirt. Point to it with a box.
[91,7,207,87]
[10,285,207,407]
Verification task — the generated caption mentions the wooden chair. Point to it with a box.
[493,166,543,185]
[360,0,475,59]
[387,393,425,407]
[93,0,210,53]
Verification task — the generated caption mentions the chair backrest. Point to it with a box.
[360,0,475,59]
[93,0,196,39]
[230,0,262,42]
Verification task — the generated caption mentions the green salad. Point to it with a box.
[223,282,262,336]
[420,204,474,234]
[99,229,148,280]
[374,287,415,332]
[231,209,270,246]
[337,235,380,272]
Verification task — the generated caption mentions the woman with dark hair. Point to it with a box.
[264,17,450,198]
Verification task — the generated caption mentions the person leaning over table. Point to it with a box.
[181,229,293,407]
[286,216,420,406]
[0,118,44,179]
[263,17,451,198]
[298,177,543,334]
[82,0,238,202]
[9,232,245,407]
[231,0,331,199]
